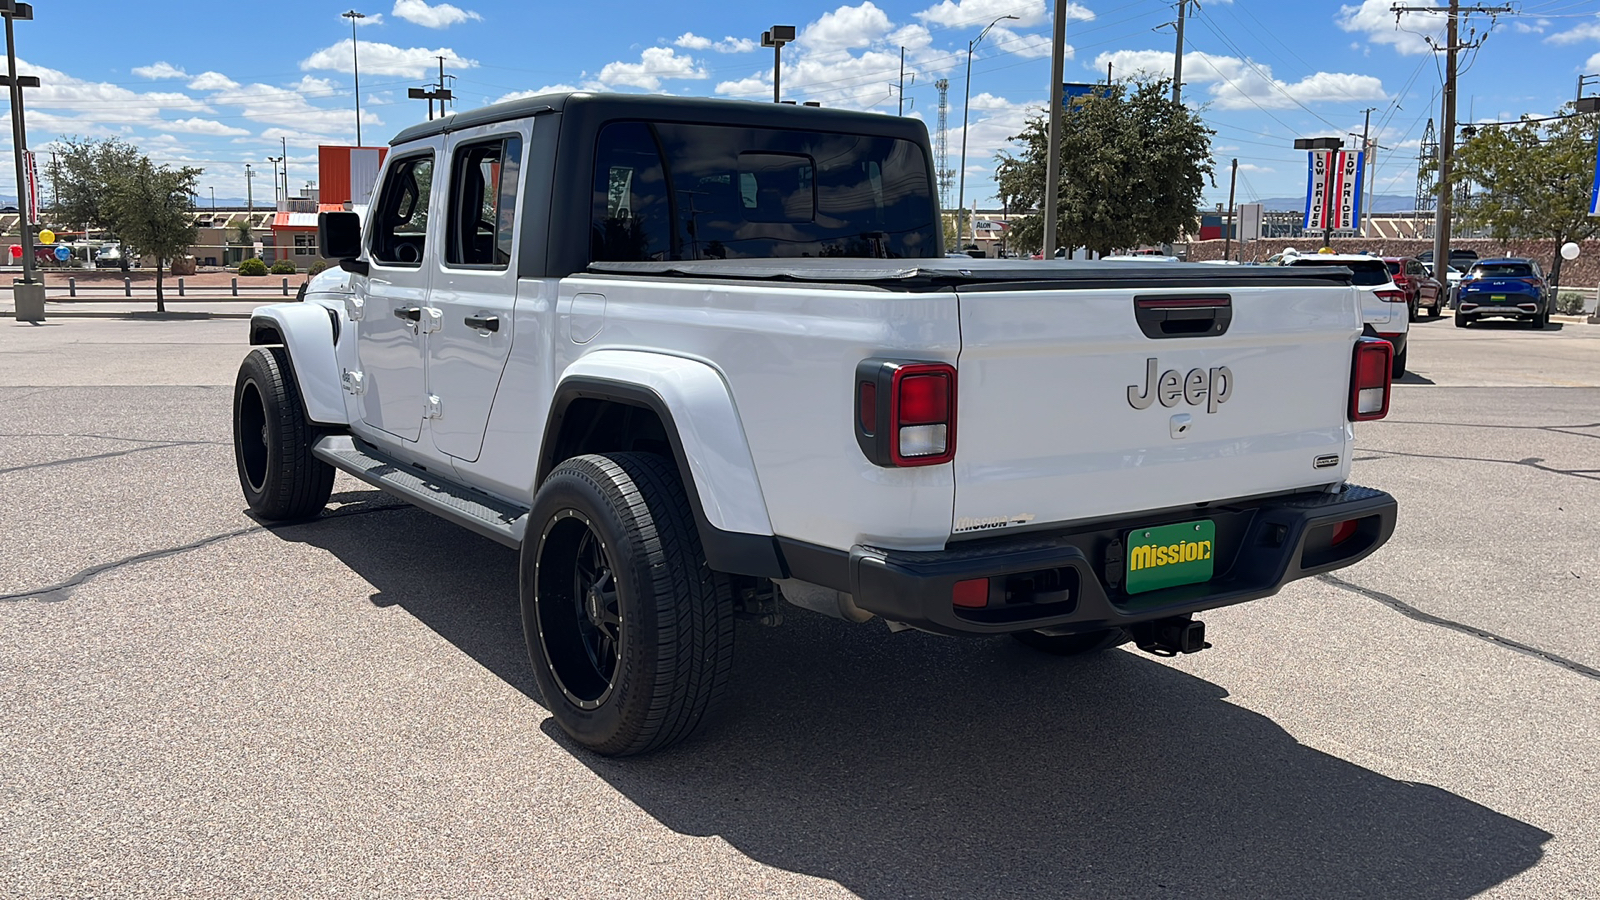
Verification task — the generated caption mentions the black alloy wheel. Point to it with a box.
[232,346,334,521]
[533,510,623,710]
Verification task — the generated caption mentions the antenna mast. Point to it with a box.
[935,77,953,210]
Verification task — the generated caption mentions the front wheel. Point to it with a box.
[1012,628,1131,656]
[232,347,334,521]
[522,453,735,757]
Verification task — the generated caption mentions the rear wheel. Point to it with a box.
[1454,312,1472,328]
[1391,344,1408,378]
[232,347,334,521]
[1012,628,1131,656]
[522,452,735,757]
[1428,300,1441,317]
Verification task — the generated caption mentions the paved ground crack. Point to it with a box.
[1319,573,1600,683]
[1355,447,1600,483]
[0,503,411,603]
[0,441,216,476]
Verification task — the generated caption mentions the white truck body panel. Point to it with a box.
[953,283,1358,535]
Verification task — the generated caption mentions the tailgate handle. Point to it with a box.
[1134,294,1232,339]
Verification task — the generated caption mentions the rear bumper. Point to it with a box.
[1458,297,1542,317]
[836,484,1397,637]
[1362,325,1407,356]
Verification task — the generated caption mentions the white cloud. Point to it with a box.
[493,85,581,104]
[915,0,1091,29]
[674,33,712,50]
[300,40,477,78]
[1237,163,1275,173]
[986,25,1053,59]
[188,71,240,91]
[12,57,213,130]
[804,2,896,60]
[714,37,758,53]
[162,117,251,137]
[596,47,705,91]
[1587,51,1600,72]
[674,32,756,53]
[132,62,187,80]
[1547,17,1600,45]
[392,0,481,29]
[1093,48,1386,109]
[1337,1,1443,55]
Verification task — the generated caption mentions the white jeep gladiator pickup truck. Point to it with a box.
[233,93,1398,756]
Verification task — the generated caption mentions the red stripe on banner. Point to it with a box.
[1331,153,1344,230]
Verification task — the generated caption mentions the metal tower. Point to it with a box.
[1414,117,1438,240]
[935,78,953,210]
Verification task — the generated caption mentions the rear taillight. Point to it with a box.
[855,359,957,467]
[1376,289,1408,303]
[1350,338,1392,421]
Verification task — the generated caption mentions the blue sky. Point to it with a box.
[7,0,1600,212]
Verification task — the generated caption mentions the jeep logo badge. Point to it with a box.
[1128,358,1233,413]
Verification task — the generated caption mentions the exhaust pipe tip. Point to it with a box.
[1133,616,1210,657]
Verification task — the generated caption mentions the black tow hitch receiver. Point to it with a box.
[1132,616,1210,657]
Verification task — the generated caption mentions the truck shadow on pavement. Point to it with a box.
[286,492,1550,900]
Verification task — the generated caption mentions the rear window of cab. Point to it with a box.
[1288,258,1392,287]
[1469,263,1533,278]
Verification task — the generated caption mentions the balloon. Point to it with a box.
[1560,241,1580,261]
[8,245,19,258]
[37,229,55,245]
[54,245,70,261]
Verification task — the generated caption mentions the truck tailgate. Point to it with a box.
[952,281,1360,536]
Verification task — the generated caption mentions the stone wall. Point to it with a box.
[1184,237,1600,291]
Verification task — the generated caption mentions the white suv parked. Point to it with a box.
[1284,252,1410,377]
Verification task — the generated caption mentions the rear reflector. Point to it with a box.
[952,578,989,608]
[1349,338,1392,421]
[1331,518,1359,546]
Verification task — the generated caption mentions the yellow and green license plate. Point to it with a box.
[1126,520,1216,594]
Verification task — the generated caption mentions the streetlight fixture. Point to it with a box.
[760,25,796,104]
[1294,136,1345,248]
[266,156,284,206]
[2,0,42,322]
[956,14,1017,251]
[342,9,365,146]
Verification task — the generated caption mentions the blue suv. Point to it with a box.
[1455,258,1552,329]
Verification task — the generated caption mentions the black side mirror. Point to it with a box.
[318,211,362,260]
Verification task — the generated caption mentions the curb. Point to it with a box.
[5,309,252,320]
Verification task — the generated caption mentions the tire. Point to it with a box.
[1012,627,1131,656]
[1428,300,1441,318]
[522,452,735,757]
[1408,299,1418,322]
[1454,312,1472,328]
[232,346,334,521]
[1391,344,1407,379]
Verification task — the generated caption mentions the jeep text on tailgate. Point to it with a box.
[232,92,1398,756]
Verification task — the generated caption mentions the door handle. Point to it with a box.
[464,314,500,333]
[394,306,422,322]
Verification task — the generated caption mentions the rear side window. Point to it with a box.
[446,135,523,267]
[1288,258,1391,287]
[1470,263,1533,278]
[1384,261,1400,275]
[590,120,938,262]
[371,154,434,266]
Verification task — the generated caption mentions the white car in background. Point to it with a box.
[1283,252,1410,378]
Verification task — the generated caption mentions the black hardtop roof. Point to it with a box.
[585,257,1356,291]
[390,91,931,146]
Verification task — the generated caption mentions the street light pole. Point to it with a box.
[342,9,365,145]
[956,14,1017,252]
[2,1,42,322]
[760,25,795,103]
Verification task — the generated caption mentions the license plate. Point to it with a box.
[1490,294,1506,301]
[1126,520,1216,594]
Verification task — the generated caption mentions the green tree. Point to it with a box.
[1453,110,1600,289]
[995,79,1214,257]
[46,136,142,235]
[107,158,200,312]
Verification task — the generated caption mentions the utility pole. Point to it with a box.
[245,163,255,222]
[1390,2,1510,272]
[1223,158,1237,262]
[342,10,365,145]
[897,47,915,116]
[1043,0,1068,260]
[281,136,290,202]
[3,0,42,322]
[1172,0,1192,106]
[1358,106,1377,237]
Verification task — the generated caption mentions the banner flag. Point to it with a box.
[1304,151,1364,230]
[1590,139,1600,216]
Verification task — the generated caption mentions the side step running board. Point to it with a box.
[312,435,528,549]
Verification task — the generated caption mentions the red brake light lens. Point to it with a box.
[1376,289,1408,303]
[1350,338,1392,421]
[898,373,950,425]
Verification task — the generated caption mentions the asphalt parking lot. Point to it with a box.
[2,312,1597,898]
